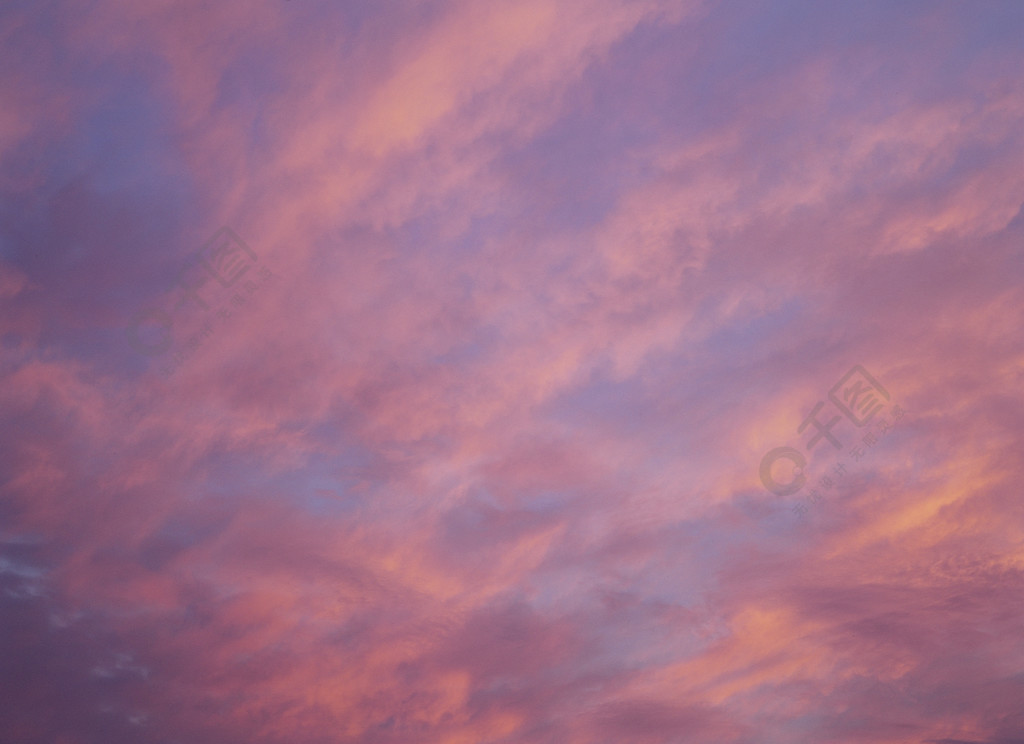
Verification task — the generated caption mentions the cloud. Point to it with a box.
[2,0,1024,742]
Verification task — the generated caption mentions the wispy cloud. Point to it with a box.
[2,0,1024,742]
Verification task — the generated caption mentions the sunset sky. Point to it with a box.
[2,1,1024,742]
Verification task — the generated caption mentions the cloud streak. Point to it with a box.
[2,0,1024,742]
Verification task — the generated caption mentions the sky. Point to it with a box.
[1,1,1024,742]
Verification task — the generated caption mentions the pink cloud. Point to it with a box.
[2,0,1024,742]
